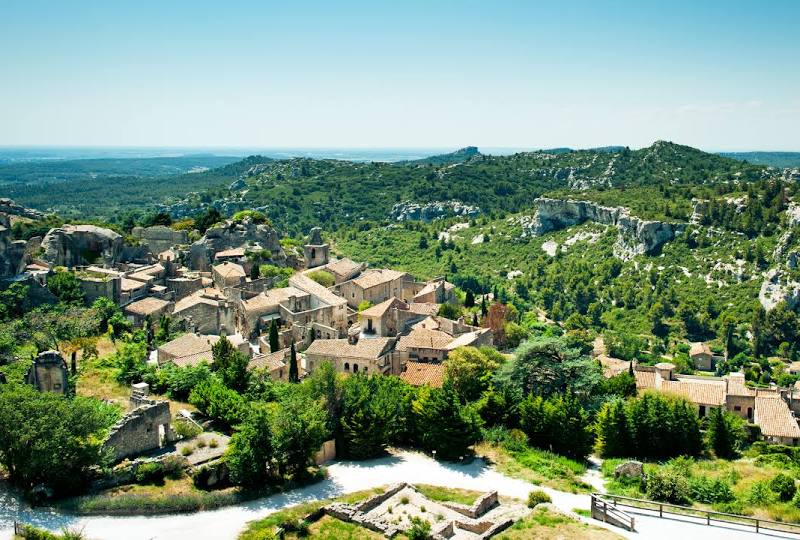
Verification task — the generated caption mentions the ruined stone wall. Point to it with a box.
[103,400,174,462]
[131,226,189,255]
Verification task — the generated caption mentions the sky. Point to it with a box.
[1,0,798,151]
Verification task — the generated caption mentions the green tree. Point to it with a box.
[594,398,632,457]
[412,385,482,461]
[443,347,499,402]
[707,407,746,459]
[270,389,329,477]
[289,342,299,383]
[519,393,592,460]
[250,263,260,280]
[464,290,475,308]
[269,319,280,353]
[0,384,117,494]
[212,335,250,392]
[47,271,85,305]
[227,404,273,486]
[188,377,247,430]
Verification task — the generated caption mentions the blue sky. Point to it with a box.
[1,0,798,150]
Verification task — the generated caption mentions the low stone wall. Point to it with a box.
[356,483,408,513]
[442,491,498,518]
[103,400,175,462]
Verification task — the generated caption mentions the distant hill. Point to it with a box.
[719,151,800,168]
[395,146,480,165]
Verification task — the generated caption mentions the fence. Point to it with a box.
[590,494,636,531]
[595,492,800,536]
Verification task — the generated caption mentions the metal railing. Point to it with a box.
[595,492,800,536]
[591,494,636,531]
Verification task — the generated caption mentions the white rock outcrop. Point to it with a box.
[759,268,800,311]
[524,197,684,260]
[187,216,285,271]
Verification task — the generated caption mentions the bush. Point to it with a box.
[503,428,529,453]
[161,455,187,480]
[173,419,203,439]
[746,480,776,505]
[407,517,432,540]
[770,473,797,502]
[527,489,552,508]
[644,469,690,504]
[181,446,194,456]
[134,462,164,485]
[688,476,735,504]
[307,270,334,287]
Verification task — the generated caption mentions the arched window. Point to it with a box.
[311,248,316,259]
[353,363,359,373]
[344,362,350,371]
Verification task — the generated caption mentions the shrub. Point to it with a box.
[527,489,552,508]
[181,446,194,456]
[746,480,776,505]
[209,438,219,448]
[407,517,432,540]
[307,270,335,287]
[644,469,690,504]
[173,419,203,439]
[196,438,207,449]
[401,496,410,504]
[688,476,735,504]
[503,429,529,453]
[134,462,164,485]
[770,473,797,502]
[161,455,187,480]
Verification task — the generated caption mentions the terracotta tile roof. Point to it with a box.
[158,333,247,367]
[725,373,756,397]
[445,329,491,350]
[305,337,393,360]
[407,303,440,316]
[690,342,712,357]
[326,258,362,277]
[634,369,656,390]
[659,378,727,406]
[755,395,800,439]
[215,247,246,258]
[600,356,630,377]
[213,262,245,279]
[249,349,287,372]
[396,328,453,351]
[174,288,225,313]
[124,297,172,316]
[360,297,407,318]
[400,361,445,388]
[241,287,308,313]
[289,274,347,307]
[121,277,148,292]
[352,269,408,290]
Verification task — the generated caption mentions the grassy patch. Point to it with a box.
[495,507,624,539]
[477,442,591,493]
[414,484,482,506]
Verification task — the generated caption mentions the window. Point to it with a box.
[344,362,350,371]
[311,248,316,259]
[698,405,706,417]
[353,363,359,373]
[747,407,753,420]
[734,406,741,412]
[363,367,368,373]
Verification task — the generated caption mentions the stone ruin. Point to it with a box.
[323,483,525,539]
[25,350,69,395]
[103,393,176,462]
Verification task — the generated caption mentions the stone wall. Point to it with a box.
[131,226,189,255]
[103,400,175,462]
[442,491,498,518]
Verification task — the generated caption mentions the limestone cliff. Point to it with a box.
[40,224,124,268]
[524,197,684,260]
[187,216,285,271]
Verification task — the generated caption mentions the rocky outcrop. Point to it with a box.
[524,198,684,260]
[390,200,480,222]
[131,225,189,255]
[759,268,800,311]
[0,221,28,277]
[187,216,285,271]
[40,224,124,268]
[0,198,45,220]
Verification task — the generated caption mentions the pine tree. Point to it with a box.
[464,290,475,308]
[269,319,280,353]
[289,342,299,383]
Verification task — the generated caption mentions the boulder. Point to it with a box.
[187,217,285,271]
[614,460,644,479]
[40,224,123,268]
[0,198,45,220]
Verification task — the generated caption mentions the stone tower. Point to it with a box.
[304,227,329,269]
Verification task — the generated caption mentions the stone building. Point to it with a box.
[248,348,289,380]
[324,257,364,284]
[212,261,246,289]
[690,342,714,371]
[103,399,176,462]
[172,287,236,335]
[157,332,250,368]
[304,227,329,269]
[337,269,414,309]
[124,297,174,327]
[25,350,69,394]
[305,337,395,375]
[131,225,188,255]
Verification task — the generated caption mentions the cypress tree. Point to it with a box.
[289,342,299,383]
[269,319,280,353]
[465,290,475,308]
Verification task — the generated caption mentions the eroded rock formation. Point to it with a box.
[390,200,480,222]
[524,197,684,260]
[40,224,124,268]
[187,216,285,271]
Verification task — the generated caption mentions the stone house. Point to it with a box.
[324,257,364,284]
[690,342,714,371]
[304,227,330,269]
[756,394,800,445]
[248,348,289,380]
[157,332,251,368]
[77,269,122,304]
[337,269,414,309]
[172,287,236,335]
[396,328,455,363]
[166,275,203,300]
[412,278,456,304]
[120,277,150,305]
[123,297,174,327]
[305,337,395,375]
[399,361,445,388]
[212,262,246,289]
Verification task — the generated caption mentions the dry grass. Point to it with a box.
[495,507,624,540]
[476,442,590,493]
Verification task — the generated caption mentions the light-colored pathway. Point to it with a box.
[0,450,797,540]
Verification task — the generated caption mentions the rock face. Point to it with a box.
[0,198,45,220]
[131,225,189,255]
[524,198,684,260]
[187,217,285,271]
[0,218,28,277]
[40,224,124,268]
[759,268,800,311]
[615,460,644,479]
[390,200,480,222]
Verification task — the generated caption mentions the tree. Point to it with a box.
[499,336,601,402]
[480,295,487,317]
[47,271,85,305]
[594,398,632,457]
[707,407,746,459]
[189,377,247,430]
[269,319,280,353]
[270,389,329,477]
[250,263,260,280]
[464,290,475,308]
[338,375,409,459]
[443,347,499,402]
[483,303,509,346]
[412,385,483,461]
[519,393,592,459]
[437,303,461,320]
[0,384,117,494]
[114,335,149,384]
[212,335,250,392]
[289,342,299,383]
[227,404,273,486]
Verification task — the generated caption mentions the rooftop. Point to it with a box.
[213,261,246,279]
[306,337,394,360]
[352,269,408,290]
[755,395,800,439]
[360,297,407,318]
[396,328,453,351]
[326,257,362,277]
[124,296,172,316]
[399,362,445,388]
